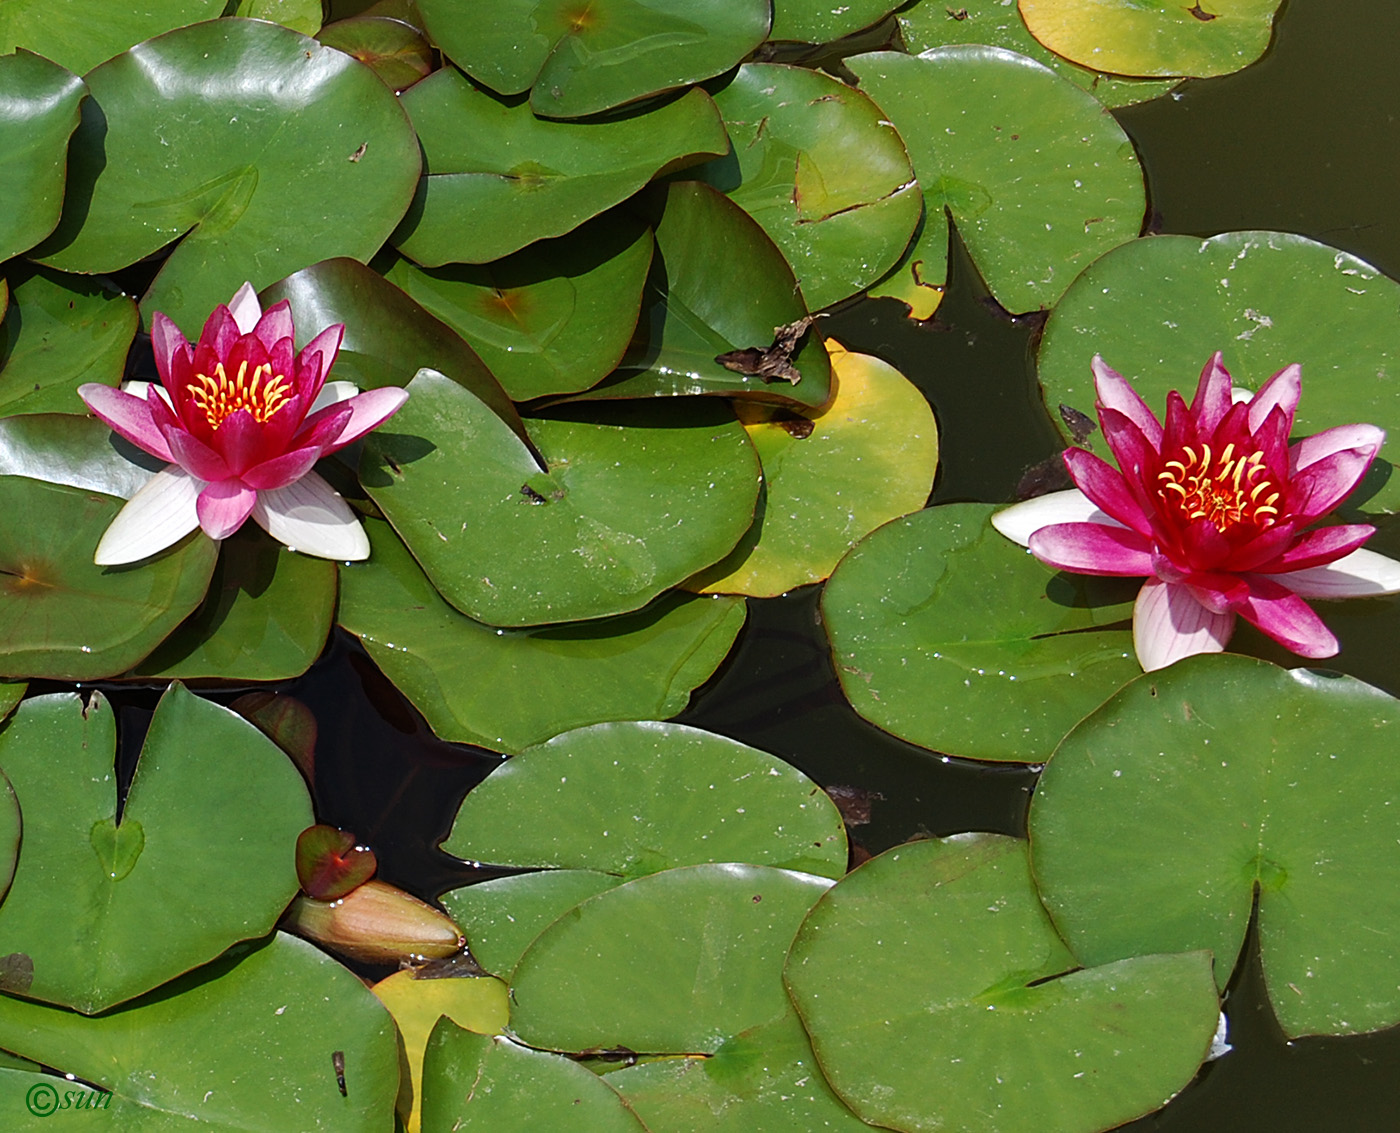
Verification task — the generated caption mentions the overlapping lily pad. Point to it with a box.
[689,341,938,596]
[0,0,223,76]
[0,50,85,261]
[34,17,421,334]
[0,476,217,680]
[1019,0,1282,79]
[698,63,922,312]
[785,834,1221,1133]
[393,69,727,265]
[847,47,1146,316]
[0,685,312,1012]
[233,0,323,35]
[1031,655,1400,1038]
[361,368,760,626]
[442,721,849,878]
[1034,231,1400,516]
[769,0,897,44]
[417,0,770,118]
[337,516,747,752]
[0,413,163,498]
[821,502,1140,762]
[317,15,434,92]
[0,769,17,904]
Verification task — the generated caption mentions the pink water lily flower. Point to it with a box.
[79,283,407,565]
[993,353,1400,671]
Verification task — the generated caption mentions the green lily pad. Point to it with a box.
[846,47,1146,316]
[233,0,323,35]
[820,502,1140,762]
[688,341,938,596]
[361,368,760,626]
[0,683,22,721]
[0,933,399,1130]
[132,525,337,681]
[769,0,897,43]
[509,863,833,1053]
[384,214,654,402]
[1019,0,1282,79]
[34,17,421,336]
[0,267,138,418]
[785,834,1221,1133]
[0,0,223,76]
[338,516,746,752]
[317,15,434,92]
[393,69,727,266]
[0,413,164,499]
[897,0,1177,108]
[0,51,85,260]
[1034,231,1400,517]
[0,685,312,1013]
[697,63,921,312]
[442,721,849,878]
[0,769,16,904]
[576,182,832,408]
[1031,654,1400,1038]
[0,476,218,681]
[417,0,770,118]
[421,1022,649,1132]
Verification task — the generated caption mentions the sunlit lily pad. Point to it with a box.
[417,0,770,118]
[0,685,312,1012]
[820,502,1140,762]
[0,932,399,1130]
[384,215,654,402]
[361,368,760,626]
[233,0,323,35]
[34,17,421,335]
[1019,0,1282,79]
[1031,654,1400,1038]
[338,517,746,752]
[394,69,727,265]
[1034,231,1400,516]
[0,50,85,260]
[785,834,1221,1133]
[689,341,938,596]
[0,267,138,417]
[0,0,223,76]
[769,0,897,43]
[0,769,17,905]
[442,721,849,878]
[697,63,922,312]
[509,863,833,1053]
[317,15,434,92]
[847,47,1146,317]
[0,476,218,680]
[0,413,163,499]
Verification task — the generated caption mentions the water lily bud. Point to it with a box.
[286,880,463,964]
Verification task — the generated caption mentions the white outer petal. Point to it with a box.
[309,380,359,413]
[1273,548,1400,598]
[94,465,204,565]
[1132,578,1235,671]
[990,489,1118,548]
[252,470,370,560]
[228,282,261,334]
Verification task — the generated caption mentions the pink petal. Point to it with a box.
[227,282,262,335]
[316,385,408,454]
[1188,352,1233,434]
[1274,548,1400,598]
[295,323,345,392]
[212,409,277,477]
[93,466,203,566]
[293,399,355,451]
[79,383,175,463]
[1132,577,1234,671]
[1235,576,1338,658]
[1288,445,1379,520]
[1062,448,1153,537]
[991,489,1114,548]
[242,445,324,491]
[1028,522,1155,576]
[1092,355,1162,448]
[252,470,369,560]
[195,478,258,540]
[252,298,294,351]
[1290,423,1385,474]
[1247,363,1301,433]
[1257,524,1376,573]
[150,312,192,389]
[166,427,232,483]
[199,303,243,359]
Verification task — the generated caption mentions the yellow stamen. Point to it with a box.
[1156,440,1282,532]
[187,360,292,429]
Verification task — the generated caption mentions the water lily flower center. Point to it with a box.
[188,360,292,429]
[1157,441,1280,532]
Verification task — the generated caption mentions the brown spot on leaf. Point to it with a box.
[716,317,813,385]
[0,953,33,994]
[1187,3,1218,19]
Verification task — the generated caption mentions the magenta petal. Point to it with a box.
[1062,448,1153,536]
[1092,356,1162,448]
[1256,524,1376,573]
[242,445,323,491]
[1288,446,1377,520]
[195,479,257,540]
[253,299,294,351]
[211,409,271,477]
[1132,578,1234,671]
[79,383,175,462]
[296,323,345,389]
[150,312,192,389]
[1028,522,1155,576]
[316,386,408,453]
[1188,352,1233,434]
[1290,423,1385,474]
[1235,576,1338,658]
[293,399,355,451]
[1247,363,1301,433]
[166,427,231,482]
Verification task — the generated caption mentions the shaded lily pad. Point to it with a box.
[361,369,760,626]
[689,341,938,596]
[393,70,727,265]
[1034,231,1400,516]
[509,863,833,1053]
[785,834,1221,1133]
[820,502,1140,762]
[0,769,16,905]
[0,50,85,260]
[697,63,922,312]
[0,267,138,417]
[0,932,399,1131]
[0,0,223,76]
[1031,654,1400,1038]
[34,18,421,335]
[417,0,770,118]
[769,0,897,43]
[0,476,218,681]
[0,685,312,1013]
[0,413,165,499]
[847,47,1146,316]
[442,721,849,879]
[384,215,654,402]
[1019,0,1282,79]
[317,15,435,91]
[338,516,746,752]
